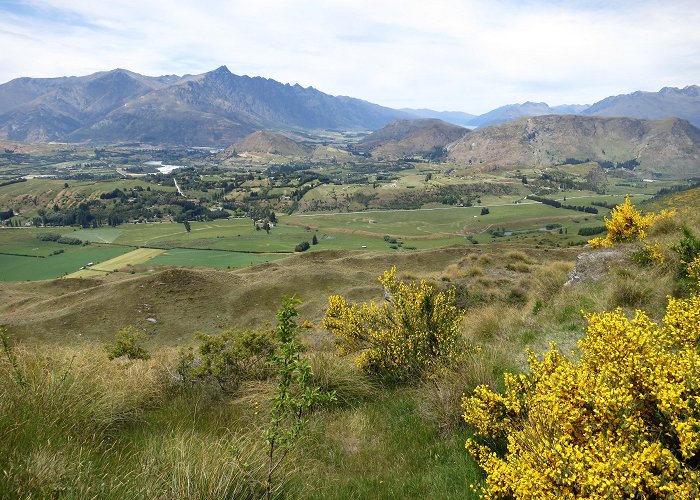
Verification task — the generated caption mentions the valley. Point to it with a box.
[1,71,700,499]
[2,129,688,282]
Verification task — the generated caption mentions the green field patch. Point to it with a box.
[145,248,284,269]
[0,228,76,257]
[0,245,130,281]
[70,227,124,243]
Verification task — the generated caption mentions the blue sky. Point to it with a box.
[1,0,699,113]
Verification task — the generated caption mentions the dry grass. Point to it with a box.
[463,304,528,342]
[533,260,574,299]
[307,352,377,407]
[419,345,517,435]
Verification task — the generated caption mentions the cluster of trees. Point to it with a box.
[591,200,617,209]
[577,226,606,236]
[598,158,639,170]
[36,233,84,245]
[294,241,310,252]
[528,195,599,214]
[38,187,231,228]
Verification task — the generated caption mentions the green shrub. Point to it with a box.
[105,326,150,360]
[57,236,83,245]
[178,329,275,392]
[673,226,700,277]
[577,225,606,236]
[36,233,61,241]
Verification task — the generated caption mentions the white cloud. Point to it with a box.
[1,0,699,113]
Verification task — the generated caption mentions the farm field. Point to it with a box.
[0,228,75,257]
[0,199,618,282]
[0,245,129,281]
[145,248,284,269]
[65,248,166,278]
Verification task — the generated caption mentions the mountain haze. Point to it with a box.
[401,108,476,127]
[467,102,590,128]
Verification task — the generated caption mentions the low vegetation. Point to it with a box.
[463,275,700,498]
[1,177,699,497]
[324,266,467,382]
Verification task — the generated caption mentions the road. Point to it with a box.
[173,179,185,197]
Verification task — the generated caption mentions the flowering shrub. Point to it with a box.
[688,256,700,282]
[462,289,700,498]
[588,195,674,248]
[323,267,465,382]
[632,241,666,265]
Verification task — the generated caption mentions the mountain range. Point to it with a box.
[0,66,409,145]
[0,67,699,146]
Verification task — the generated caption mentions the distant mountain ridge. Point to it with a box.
[1,67,699,144]
[447,115,700,178]
[400,108,476,127]
[0,66,409,145]
[582,85,700,127]
[467,102,591,128]
[463,86,700,129]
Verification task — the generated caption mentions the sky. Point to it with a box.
[1,0,699,114]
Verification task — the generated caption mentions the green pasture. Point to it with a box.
[145,248,284,269]
[0,228,77,257]
[288,202,593,238]
[0,245,129,281]
[70,227,124,243]
[0,178,173,202]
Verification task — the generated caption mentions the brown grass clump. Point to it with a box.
[505,262,530,273]
[463,305,526,342]
[533,261,573,300]
[504,250,532,263]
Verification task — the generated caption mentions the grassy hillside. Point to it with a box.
[1,184,697,498]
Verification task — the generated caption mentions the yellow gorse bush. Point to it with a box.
[588,195,675,248]
[687,256,700,282]
[462,288,700,498]
[323,267,465,381]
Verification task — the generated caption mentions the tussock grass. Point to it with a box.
[504,250,534,264]
[463,304,528,343]
[136,430,274,499]
[307,352,377,407]
[419,346,518,436]
[0,344,166,497]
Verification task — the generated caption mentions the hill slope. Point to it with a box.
[357,118,468,159]
[447,115,700,177]
[230,130,311,156]
[0,67,408,145]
